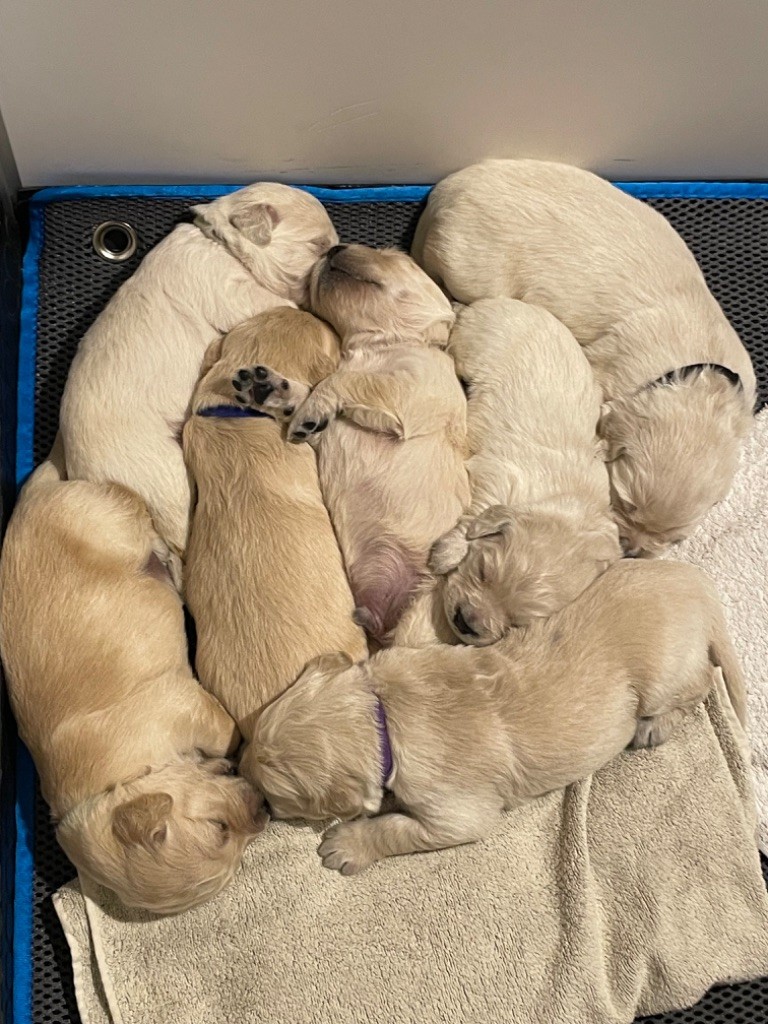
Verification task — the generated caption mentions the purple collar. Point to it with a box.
[196,404,270,419]
[374,698,394,785]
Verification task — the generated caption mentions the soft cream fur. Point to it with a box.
[251,560,746,873]
[183,308,368,785]
[0,451,264,914]
[60,183,338,581]
[423,298,619,644]
[272,244,470,644]
[412,159,756,556]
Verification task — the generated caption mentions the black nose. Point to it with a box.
[327,244,346,261]
[620,537,641,558]
[453,607,478,638]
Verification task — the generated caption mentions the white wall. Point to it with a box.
[1,0,767,187]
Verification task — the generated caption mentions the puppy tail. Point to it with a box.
[350,537,424,645]
[709,606,747,727]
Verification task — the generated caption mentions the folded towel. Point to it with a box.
[54,669,768,1024]
[669,406,768,851]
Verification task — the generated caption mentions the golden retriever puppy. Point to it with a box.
[425,298,619,644]
[250,244,470,644]
[61,184,338,583]
[0,454,264,914]
[412,160,756,556]
[183,308,367,785]
[250,560,745,873]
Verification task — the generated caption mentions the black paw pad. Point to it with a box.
[284,406,295,416]
[315,418,329,432]
[292,431,308,441]
[302,421,317,431]
[254,366,269,381]
[237,369,252,382]
[281,380,290,391]
[232,378,245,392]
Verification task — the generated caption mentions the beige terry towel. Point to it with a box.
[54,670,768,1024]
[670,407,768,851]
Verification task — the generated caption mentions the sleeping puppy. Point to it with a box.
[183,308,367,785]
[239,244,470,645]
[412,160,756,557]
[421,298,619,645]
[0,450,264,915]
[250,560,745,874]
[61,183,338,584]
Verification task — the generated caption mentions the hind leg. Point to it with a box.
[631,708,691,749]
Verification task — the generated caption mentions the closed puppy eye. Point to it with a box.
[211,819,230,841]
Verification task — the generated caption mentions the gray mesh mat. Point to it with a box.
[25,193,768,1024]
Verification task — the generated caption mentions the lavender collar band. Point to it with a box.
[375,698,394,785]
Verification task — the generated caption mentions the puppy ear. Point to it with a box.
[303,651,354,676]
[197,337,224,379]
[466,505,513,540]
[112,792,173,849]
[421,314,454,348]
[230,203,280,246]
[584,518,622,565]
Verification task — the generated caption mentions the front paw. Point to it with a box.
[318,822,376,876]
[287,394,337,443]
[429,528,469,576]
[232,365,309,419]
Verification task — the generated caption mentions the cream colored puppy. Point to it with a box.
[425,298,619,644]
[254,244,470,644]
[413,160,756,556]
[0,453,265,914]
[183,307,367,784]
[251,560,745,873]
[61,184,338,581]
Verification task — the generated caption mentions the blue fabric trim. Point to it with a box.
[12,745,35,1024]
[29,184,432,206]
[16,204,43,486]
[10,200,45,1024]
[28,180,768,208]
[615,181,768,200]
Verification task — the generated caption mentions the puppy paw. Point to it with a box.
[429,528,469,576]
[232,366,309,419]
[318,822,377,876]
[287,393,337,443]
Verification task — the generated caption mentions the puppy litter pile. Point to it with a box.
[2,161,767,1024]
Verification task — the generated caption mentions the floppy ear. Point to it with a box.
[197,337,224,380]
[466,505,514,540]
[421,313,454,348]
[112,792,173,849]
[302,651,354,677]
[230,202,280,246]
[584,518,622,565]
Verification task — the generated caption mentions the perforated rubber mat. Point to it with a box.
[17,189,768,1024]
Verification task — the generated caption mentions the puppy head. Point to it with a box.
[57,758,267,915]
[248,653,383,822]
[440,504,620,644]
[308,244,455,349]
[191,183,338,304]
[190,307,340,416]
[601,380,751,557]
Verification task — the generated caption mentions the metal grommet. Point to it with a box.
[92,221,138,262]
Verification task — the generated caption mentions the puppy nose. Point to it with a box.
[327,244,346,262]
[453,606,478,638]
[620,536,641,558]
